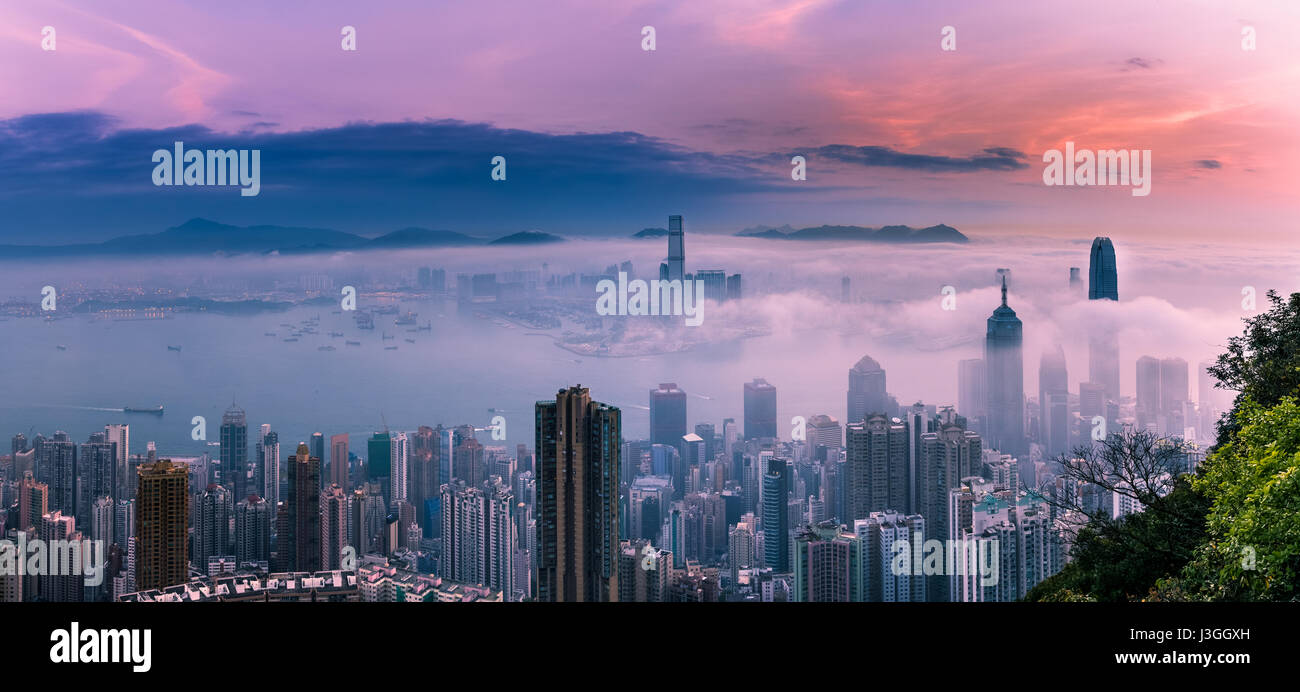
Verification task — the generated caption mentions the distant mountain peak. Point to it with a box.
[489,230,566,245]
[734,223,967,244]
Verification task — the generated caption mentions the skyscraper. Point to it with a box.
[235,495,271,567]
[104,424,129,500]
[857,510,927,602]
[847,355,888,424]
[649,383,687,448]
[1038,346,1069,457]
[1161,357,1190,419]
[1136,356,1190,434]
[136,459,189,591]
[257,424,279,509]
[18,471,48,532]
[220,404,248,499]
[330,433,349,489]
[320,483,349,570]
[762,457,790,573]
[367,431,393,501]
[665,215,685,282]
[806,414,843,456]
[195,484,233,573]
[1088,237,1121,406]
[310,432,326,488]
[42,431,76,519]
[1136,355,1162,430]
[1088,237,1118,300]
[845,415,908,520]
[793,522,864,602]
[535,385,621,602]
[441,478,517,597]
[918,425,981,601]
[1079,382,1105,419]
[744,378,777,440]
[957,358,986,427]
[984,276,1024,456]
[78,433,115,531]
[286,442,322,572]
[392,431,409,503]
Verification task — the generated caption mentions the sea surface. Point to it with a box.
[0,297,953,459]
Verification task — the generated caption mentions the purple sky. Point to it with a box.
[1,0,1297,240]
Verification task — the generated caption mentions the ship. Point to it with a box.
[355,312,375,329]
[124,405,164,415]
[418,322,432,331]
[167,345,182,352]
[329,331,344,337]
[404,338,416,344]
[56,344,68,351]
[283,337,299,342]
[382,332,394,341]
[318,345,336,352]
[395,311,418,325]
[384,345,399,351]
[264,332,277,337]
[345,340,362,346]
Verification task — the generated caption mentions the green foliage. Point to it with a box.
[1033,291,1300,602]
[1022,479,1208,602]
[1182,397,1300,600]
[1210,290,1300,445]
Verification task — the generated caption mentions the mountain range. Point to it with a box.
[0,219,555,257]
[734,223,968,243]
[0,219,968,258]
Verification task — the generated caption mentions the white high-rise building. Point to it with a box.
[104,424,130,498]
[855,511,925,602]
[393,432,409,503]
[441,480,515,596]
[259,424,279,507]
[729,515,757,581]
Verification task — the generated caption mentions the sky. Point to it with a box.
[0,0,1297,242]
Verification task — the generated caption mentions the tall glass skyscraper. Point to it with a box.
[1088,237,1121,407]
[367,432,393,501]
[762,456,790,573]
[1088,237,1118,300]
[744,378,777,440]
[665,215,685,282]
[649,383,687,449]
[1038,345,1069,457]
[220,404,248,499]
[984,277,1024,456]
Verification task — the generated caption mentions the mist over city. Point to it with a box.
[3,2,1299,677]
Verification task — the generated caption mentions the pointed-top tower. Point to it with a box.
[985,274,1024,456]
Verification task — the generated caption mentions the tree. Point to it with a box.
[1176,396,1300,600]
[1025,477,1208,602]
[1209,290,1300,445]
[1024,429,1208,602]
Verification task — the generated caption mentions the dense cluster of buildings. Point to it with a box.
[0,233,1211,603]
